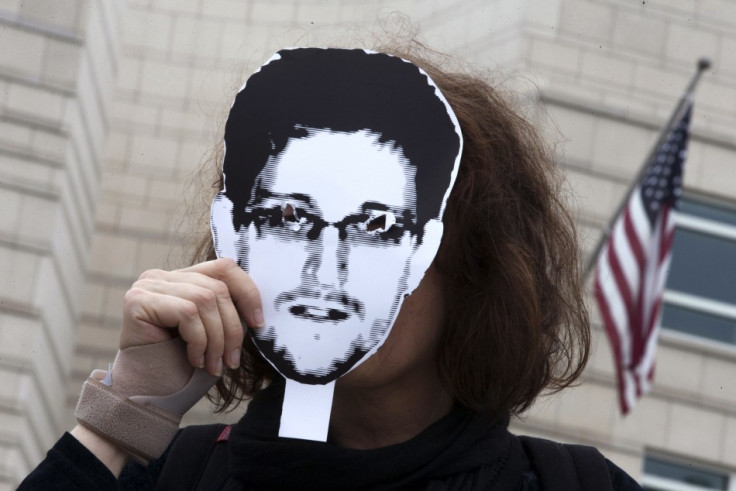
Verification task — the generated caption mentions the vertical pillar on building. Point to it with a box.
[0,1,122,486]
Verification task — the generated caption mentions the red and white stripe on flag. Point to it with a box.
[594,104,691,414]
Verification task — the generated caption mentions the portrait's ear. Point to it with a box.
[210,193,240,262]
[405,218,444,294]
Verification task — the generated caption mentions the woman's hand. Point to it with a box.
[121,257,264,376]
[71,258,263,475]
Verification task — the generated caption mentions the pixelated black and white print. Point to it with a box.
[210,48,462,385]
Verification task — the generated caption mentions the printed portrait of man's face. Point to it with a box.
[211,48,462,385]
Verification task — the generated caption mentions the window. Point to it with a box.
[661,197,736,345]
[641,455,733,491]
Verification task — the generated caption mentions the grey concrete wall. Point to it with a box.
[2,0,734,485]
[506,0,736,477]
[0,0,122,487]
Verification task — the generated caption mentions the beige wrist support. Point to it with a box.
[75,338,219,463]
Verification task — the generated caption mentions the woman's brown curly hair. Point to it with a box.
[191,45,590,421]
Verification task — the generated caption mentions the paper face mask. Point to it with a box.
[210,48,462,440]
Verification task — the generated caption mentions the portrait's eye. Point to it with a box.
[282,202,306,231]
[362,211,396,235]
[283,202,297,222]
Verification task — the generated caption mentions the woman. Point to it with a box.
[20,45,642,490]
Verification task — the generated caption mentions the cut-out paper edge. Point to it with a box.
[211,48,465,442]
[279,379,335,440]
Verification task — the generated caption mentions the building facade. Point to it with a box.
[1,0,734,488]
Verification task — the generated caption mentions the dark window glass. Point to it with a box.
[661,303,736,345]
[680,198,736,227]
[666,228,736,305]
[644,456,729,490]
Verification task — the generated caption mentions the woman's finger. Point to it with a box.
[181,258,264,330]
[123,258,257,374]
[123,288,209,370]
[135,270,245,369]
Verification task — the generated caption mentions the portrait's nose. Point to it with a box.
[304,226,346,289]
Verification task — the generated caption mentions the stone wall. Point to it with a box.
[507,0,736,476]
[0,0,121,487]
[2,0,735,485]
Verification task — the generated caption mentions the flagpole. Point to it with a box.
[582,57,712,279]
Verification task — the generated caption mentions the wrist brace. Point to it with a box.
[75,337,218,463]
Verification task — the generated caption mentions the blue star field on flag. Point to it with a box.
[639,106,691,225]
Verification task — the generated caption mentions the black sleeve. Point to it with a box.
[118,454,163,490]
[18,432,174,491]
[606,459,644,491]
[18,432,122,490]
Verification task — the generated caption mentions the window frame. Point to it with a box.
[661,196,736,347]
[641,453,735,491]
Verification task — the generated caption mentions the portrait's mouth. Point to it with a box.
[274,289,366,322]
[288,304,350,322]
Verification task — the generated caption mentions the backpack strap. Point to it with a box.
[519,436,614,491]
[196,426,232,489]
[155,424,229,490]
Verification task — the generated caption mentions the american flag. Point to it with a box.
[594,103,692,414]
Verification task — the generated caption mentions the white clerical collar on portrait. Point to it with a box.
[210,47,463,441]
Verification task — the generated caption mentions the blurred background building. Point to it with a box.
[1,0,735,488]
